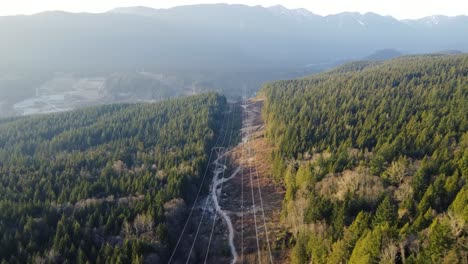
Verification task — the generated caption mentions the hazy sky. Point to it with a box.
[1,0,467,19]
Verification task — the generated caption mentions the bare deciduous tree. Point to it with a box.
[382,157,407,185]
[379,242,398,264]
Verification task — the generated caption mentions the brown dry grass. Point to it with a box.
[223,99,289,264]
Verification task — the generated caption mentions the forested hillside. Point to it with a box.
[0,93,227,263]
[261,55,468,263]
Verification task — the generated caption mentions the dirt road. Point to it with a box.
[171,99,287,264]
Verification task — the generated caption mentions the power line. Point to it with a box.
[246,106,262,264]
[253,156,274,264]
[204,106,237,263]
[241,87,247,264]
[185,105,234,263]
[240,103,245,263]
[167,107,229,264]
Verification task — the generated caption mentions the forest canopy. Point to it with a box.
[261,54,468,263]
[0,93,227,263]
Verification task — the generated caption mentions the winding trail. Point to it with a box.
[168,108,229,264]
[206,101,253,264]
[209,155,240,264]
[203,99,286,263]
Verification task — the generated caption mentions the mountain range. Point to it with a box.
[0,4,467,118]
[1,4,467,71]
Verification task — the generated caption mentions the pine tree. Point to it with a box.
[373,196,397,227]
[291,233,309,264]
[449,186,468,221]
[77,248,87,264]
[427,218,455,262]
[327,240,348,264]
[349,229,379,264]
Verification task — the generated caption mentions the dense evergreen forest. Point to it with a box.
[261,55,468,263]
[0,93,228,263]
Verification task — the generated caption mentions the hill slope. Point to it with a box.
[0,93,228,262]
[261,54,468,263]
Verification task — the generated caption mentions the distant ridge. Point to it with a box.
[109,6,160,17]
[107,5,468,26]
[363,49,403,61]
[433,50,463,55]
[0,4,467,71]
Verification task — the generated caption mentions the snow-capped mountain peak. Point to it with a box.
[267,5,317,21]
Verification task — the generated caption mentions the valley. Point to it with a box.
[226,99,287,264]
[1,69,318,117]
[1,54,467,263]
[0,4,466,259]
[2,3,468,118]
[168,99,287,264]
[166,53,467,264]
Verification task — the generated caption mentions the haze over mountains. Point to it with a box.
[0,4,467,117]
[2,4,467,71]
